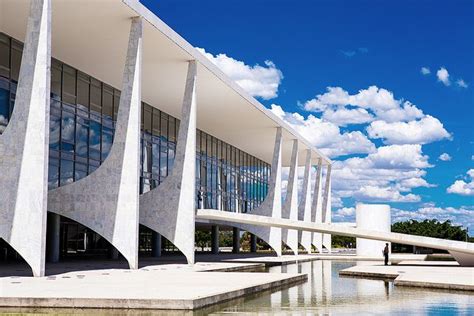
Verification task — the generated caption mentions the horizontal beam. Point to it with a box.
[196,209,474,255]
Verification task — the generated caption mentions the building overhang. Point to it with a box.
[0,0,331,166]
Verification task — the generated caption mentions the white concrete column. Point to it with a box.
[311,159,323,253]
[299,150,313,253]
[0,0,51,277]
[322,164,332,252]
[48,17,143,270]
[230,128,283,256]
[281,140,299,255]
[140,60,197,264]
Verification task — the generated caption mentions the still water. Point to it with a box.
[2,261,473,315]
[209,261,474,315]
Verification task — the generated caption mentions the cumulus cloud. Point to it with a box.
[321,107,373,126]
[436,67,450,86]
[420,67,431,75]
[270,104,376,158]
[331,144,433,203]
[456,79,468,88]
[354,186,420,202]
[302,86,427,127]
[438,153,452,161]
[196,47,283,100]
[304,86,400,113]
[366,115,450,145]
[333,207,355,221]
[447,169,474,196]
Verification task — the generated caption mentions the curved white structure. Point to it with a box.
[356,204,391,257]
[0,0,50,277]
[2,0,471,277]
[139,61,197,265]
[48,17,142,270]
[281,140,299,255]
[196,209,474,265]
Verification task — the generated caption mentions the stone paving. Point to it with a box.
[339,261,474,291]
[0,260,306,310]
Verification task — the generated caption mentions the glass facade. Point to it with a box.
[0,32,270,213]
[196,130,269,212]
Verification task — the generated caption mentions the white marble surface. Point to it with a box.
[0,0,51,277]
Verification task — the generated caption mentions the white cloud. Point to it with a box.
[456,79,468,88]
[303,87,350,112]
[447,169,474,196]
[420,67,431,75]
[375,101,424,123]
[196,47,283,100]
[398,177,435,192]
[331,144,432,203]
[354,186,420,202]
[438,153,452,161]
[302,86,426,126]
[304,86,399,113]
[321,107,373,126]
[276,84,449,207]
[436,67,450,86]
[366,115,450,145]
[270,104,376,158]
[333,207,355,220]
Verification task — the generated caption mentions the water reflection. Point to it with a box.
[215,260,474,315]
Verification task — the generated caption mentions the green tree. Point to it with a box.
[195,230,211,251]
[391,219,470,253]
[332,235,356,248]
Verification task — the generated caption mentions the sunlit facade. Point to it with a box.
[0,31,269,258]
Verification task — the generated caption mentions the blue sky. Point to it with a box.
[141,0,473,232]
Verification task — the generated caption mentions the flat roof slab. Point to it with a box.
[0,263,306,310]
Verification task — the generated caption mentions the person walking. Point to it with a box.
[383,243,389,266]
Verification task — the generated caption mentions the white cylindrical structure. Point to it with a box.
[356,204,391,257]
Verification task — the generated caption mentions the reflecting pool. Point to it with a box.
[211,261,474,315]
[2,261,473,315]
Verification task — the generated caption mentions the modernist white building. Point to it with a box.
[0,0,334,277]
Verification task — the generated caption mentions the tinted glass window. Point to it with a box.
[0,34,10,79]
[0,78,9,133]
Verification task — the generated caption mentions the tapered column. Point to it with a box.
[322,165,332,252]
[140,60,197,264]
[151,232,162,257]
[281,140,299,255]
[229,128,283,256]
[232,227,240,253]
[298,150,313,253]
[48,17,142,269]
[312,159,323,252]
[0,0,51,277]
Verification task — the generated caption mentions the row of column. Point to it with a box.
[282,139,332,254]
[224,126,332,256]
[0,0,332,277]
[0,1,200,276]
